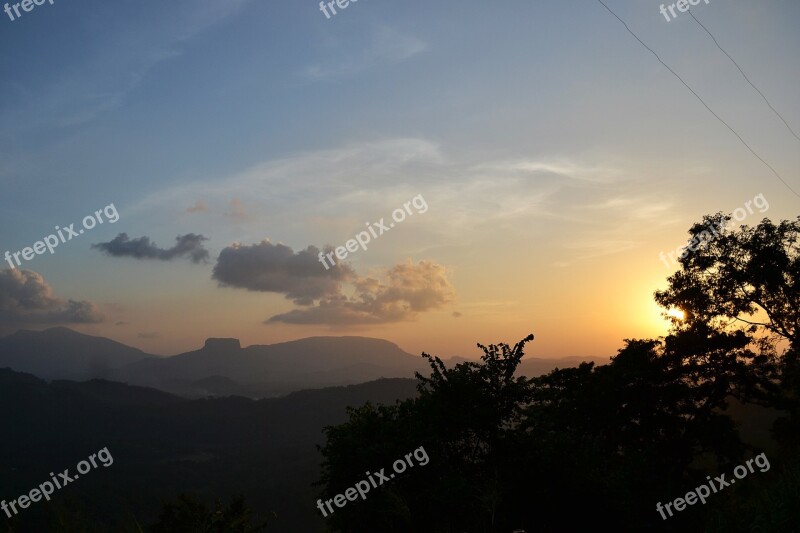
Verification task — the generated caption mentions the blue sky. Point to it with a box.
[1,0,798,357]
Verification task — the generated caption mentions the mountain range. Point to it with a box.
[0,367,419,532]
[0,327,610,398]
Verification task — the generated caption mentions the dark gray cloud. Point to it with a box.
[212,240,354,305]
[0,269,103,325]
[93,233,210,263]
[267,260,455,325]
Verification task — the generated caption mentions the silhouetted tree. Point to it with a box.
[318,213,800,531]
[655,214,797,398]
[655,214,797,445]
[317,335,536,532]
[149,494,271,533]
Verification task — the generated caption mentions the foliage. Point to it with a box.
[149,494,272,533]
[318,215,800,531]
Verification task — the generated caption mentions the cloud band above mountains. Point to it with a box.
[212,240,354,305]
[212,240,455,325]
[0,269,103,326]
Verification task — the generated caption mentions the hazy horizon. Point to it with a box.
[0,326,616,363]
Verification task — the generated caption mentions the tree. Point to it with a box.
[149,494,271,533]
[412,334,535,531]
[655,213,799,355]
[523,337,744,529]
[316,212,800,531]
[655,214,797,440]
[316,335,536,533]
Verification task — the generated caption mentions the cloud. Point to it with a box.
[0,0,250,134]
[185,201,209,214]
[267,260,455,325]
[93,233,210,263]
[129,138,446,223]
[212,238,455,324]
[452,311,463,318]
[129,138,619,243]
[0,269,103,325]
[131,137,665,269]
[226,198,251,222]
[301,26,426,81]
[212,240,354,305]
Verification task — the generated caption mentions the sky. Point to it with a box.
[0,0,798,359]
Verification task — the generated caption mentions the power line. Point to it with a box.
[688,9,800,144]
[594,0,800,200]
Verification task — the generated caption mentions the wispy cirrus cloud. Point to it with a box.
[130,137,678,271]
[0,0,250,134]
[300,25,426,81]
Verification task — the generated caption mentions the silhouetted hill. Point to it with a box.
[0,368,419,532]
[0,327,153,381]
[0,328,610,400]
[0,329,429,398]
[117,335,428,398]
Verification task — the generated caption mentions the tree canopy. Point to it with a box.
[317,214,800,532]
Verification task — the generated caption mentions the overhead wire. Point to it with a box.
[594,0,800,200]
[688,9,800,144]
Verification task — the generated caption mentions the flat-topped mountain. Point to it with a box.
[204,338,242,351]
[0,328,609,399]
[119,335,427,397]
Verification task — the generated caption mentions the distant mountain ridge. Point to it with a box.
[0,326,152,381]
[119,334,428,397]
[0,328,610,399]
